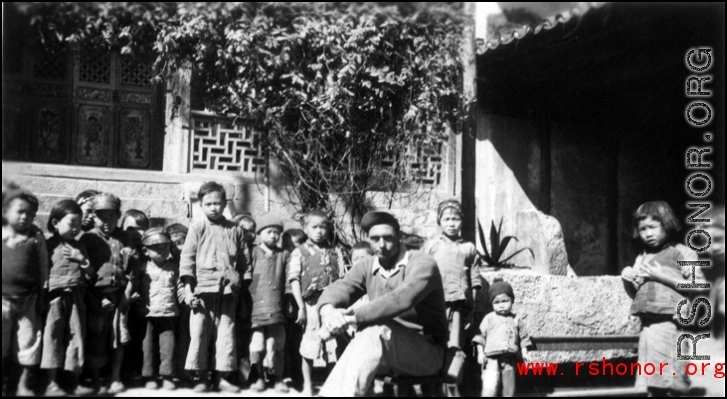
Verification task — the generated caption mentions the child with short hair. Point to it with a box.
[79,193,140,394]
[288,210,346,396]
[75,190,100,233]
[281,229,307,389]
[120,209,150,378]
[248,216,291,393]
[41,200,96,397]
[137,228,180,391]
[473,278,532,397]
[2,189,49,397]
[621,201,702,396]
[165,223,189,263]
[165,223,191,383]
[179,182,247,393]
[232,214,256,386]
[422,200,481,350]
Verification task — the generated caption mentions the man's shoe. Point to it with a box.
[218,378,240,394]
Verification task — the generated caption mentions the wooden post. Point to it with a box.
[461,3,478,242]
[163,65,192,174]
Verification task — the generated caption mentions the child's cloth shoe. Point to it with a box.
[275,381,290,394]
[108,381,126,394]
[162,378,177,391]
[193,381,209,393]
[251,379,267,392]
[145,379,159,390]
[44,382,66,397]
[217,378,240,394]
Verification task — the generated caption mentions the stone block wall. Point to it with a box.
[476,271,640,363]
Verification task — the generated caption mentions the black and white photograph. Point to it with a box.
[1,2,725,397]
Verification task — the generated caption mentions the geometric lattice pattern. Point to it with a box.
[79,48,111,84]
[381,141,445,186]
[191,116,267,174]
[121,57,152,87]
[33,46,68,81]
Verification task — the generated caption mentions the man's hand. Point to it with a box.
[296,306,307,327]
[185,293,201,310]
[521,347,530,363]
[320,305,354,338]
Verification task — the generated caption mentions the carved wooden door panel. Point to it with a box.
[72,46,162,170]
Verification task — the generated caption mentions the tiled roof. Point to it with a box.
[477,2,608,54]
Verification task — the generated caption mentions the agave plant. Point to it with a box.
[477,218,534,268]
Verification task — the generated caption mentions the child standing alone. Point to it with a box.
[179,182,246,393]
[137,228,180,391]
[473,278,532,397]
[2,190,49,397]
[41,200,95,396]
[248,216,290,393]
[422,200,481,350]
[288,210,346,396]
[621,201,703,396]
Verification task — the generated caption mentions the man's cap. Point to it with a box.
[361,211,400,233]
[91,193,121,211]
[256,214,284,234]
[489,278,515,304]
[142,228,172,247]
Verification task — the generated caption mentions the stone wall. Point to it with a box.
[476,271,640,363]
[8,167,450,243]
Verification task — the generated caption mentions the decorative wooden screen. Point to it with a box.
[190,113,267,175]
[381,141,446,187]
[0,43,163,170]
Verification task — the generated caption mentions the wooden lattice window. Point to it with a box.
[381,142,445,187]
[191,114,267,174]
[120,57,152,87]
[79,47,111,84]
[33,45,68,81]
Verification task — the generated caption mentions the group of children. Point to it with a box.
[2,175,722,397]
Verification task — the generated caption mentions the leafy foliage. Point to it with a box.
[16,2,468,245]
[477,218,534,268]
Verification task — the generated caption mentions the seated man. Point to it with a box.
[316,211,448,397]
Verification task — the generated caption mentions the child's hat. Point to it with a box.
[142,228,172,247]
[165,223,189,238]
[437,199,463,223]
[489,278,514,304]
[91,193,121,211]
[256,214,284,234]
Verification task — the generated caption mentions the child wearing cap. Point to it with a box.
[41,200,96,397]
[75,190,100,233]
[472,278,532,397]
[179,182,247,393]
[422,199,481,351]
[2,189,50,397]
[79,192,140,394]
[247,215,291,393]
[288,210,346,397]
[136,228,180,390]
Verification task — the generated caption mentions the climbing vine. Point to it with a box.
[17,2,469,245]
